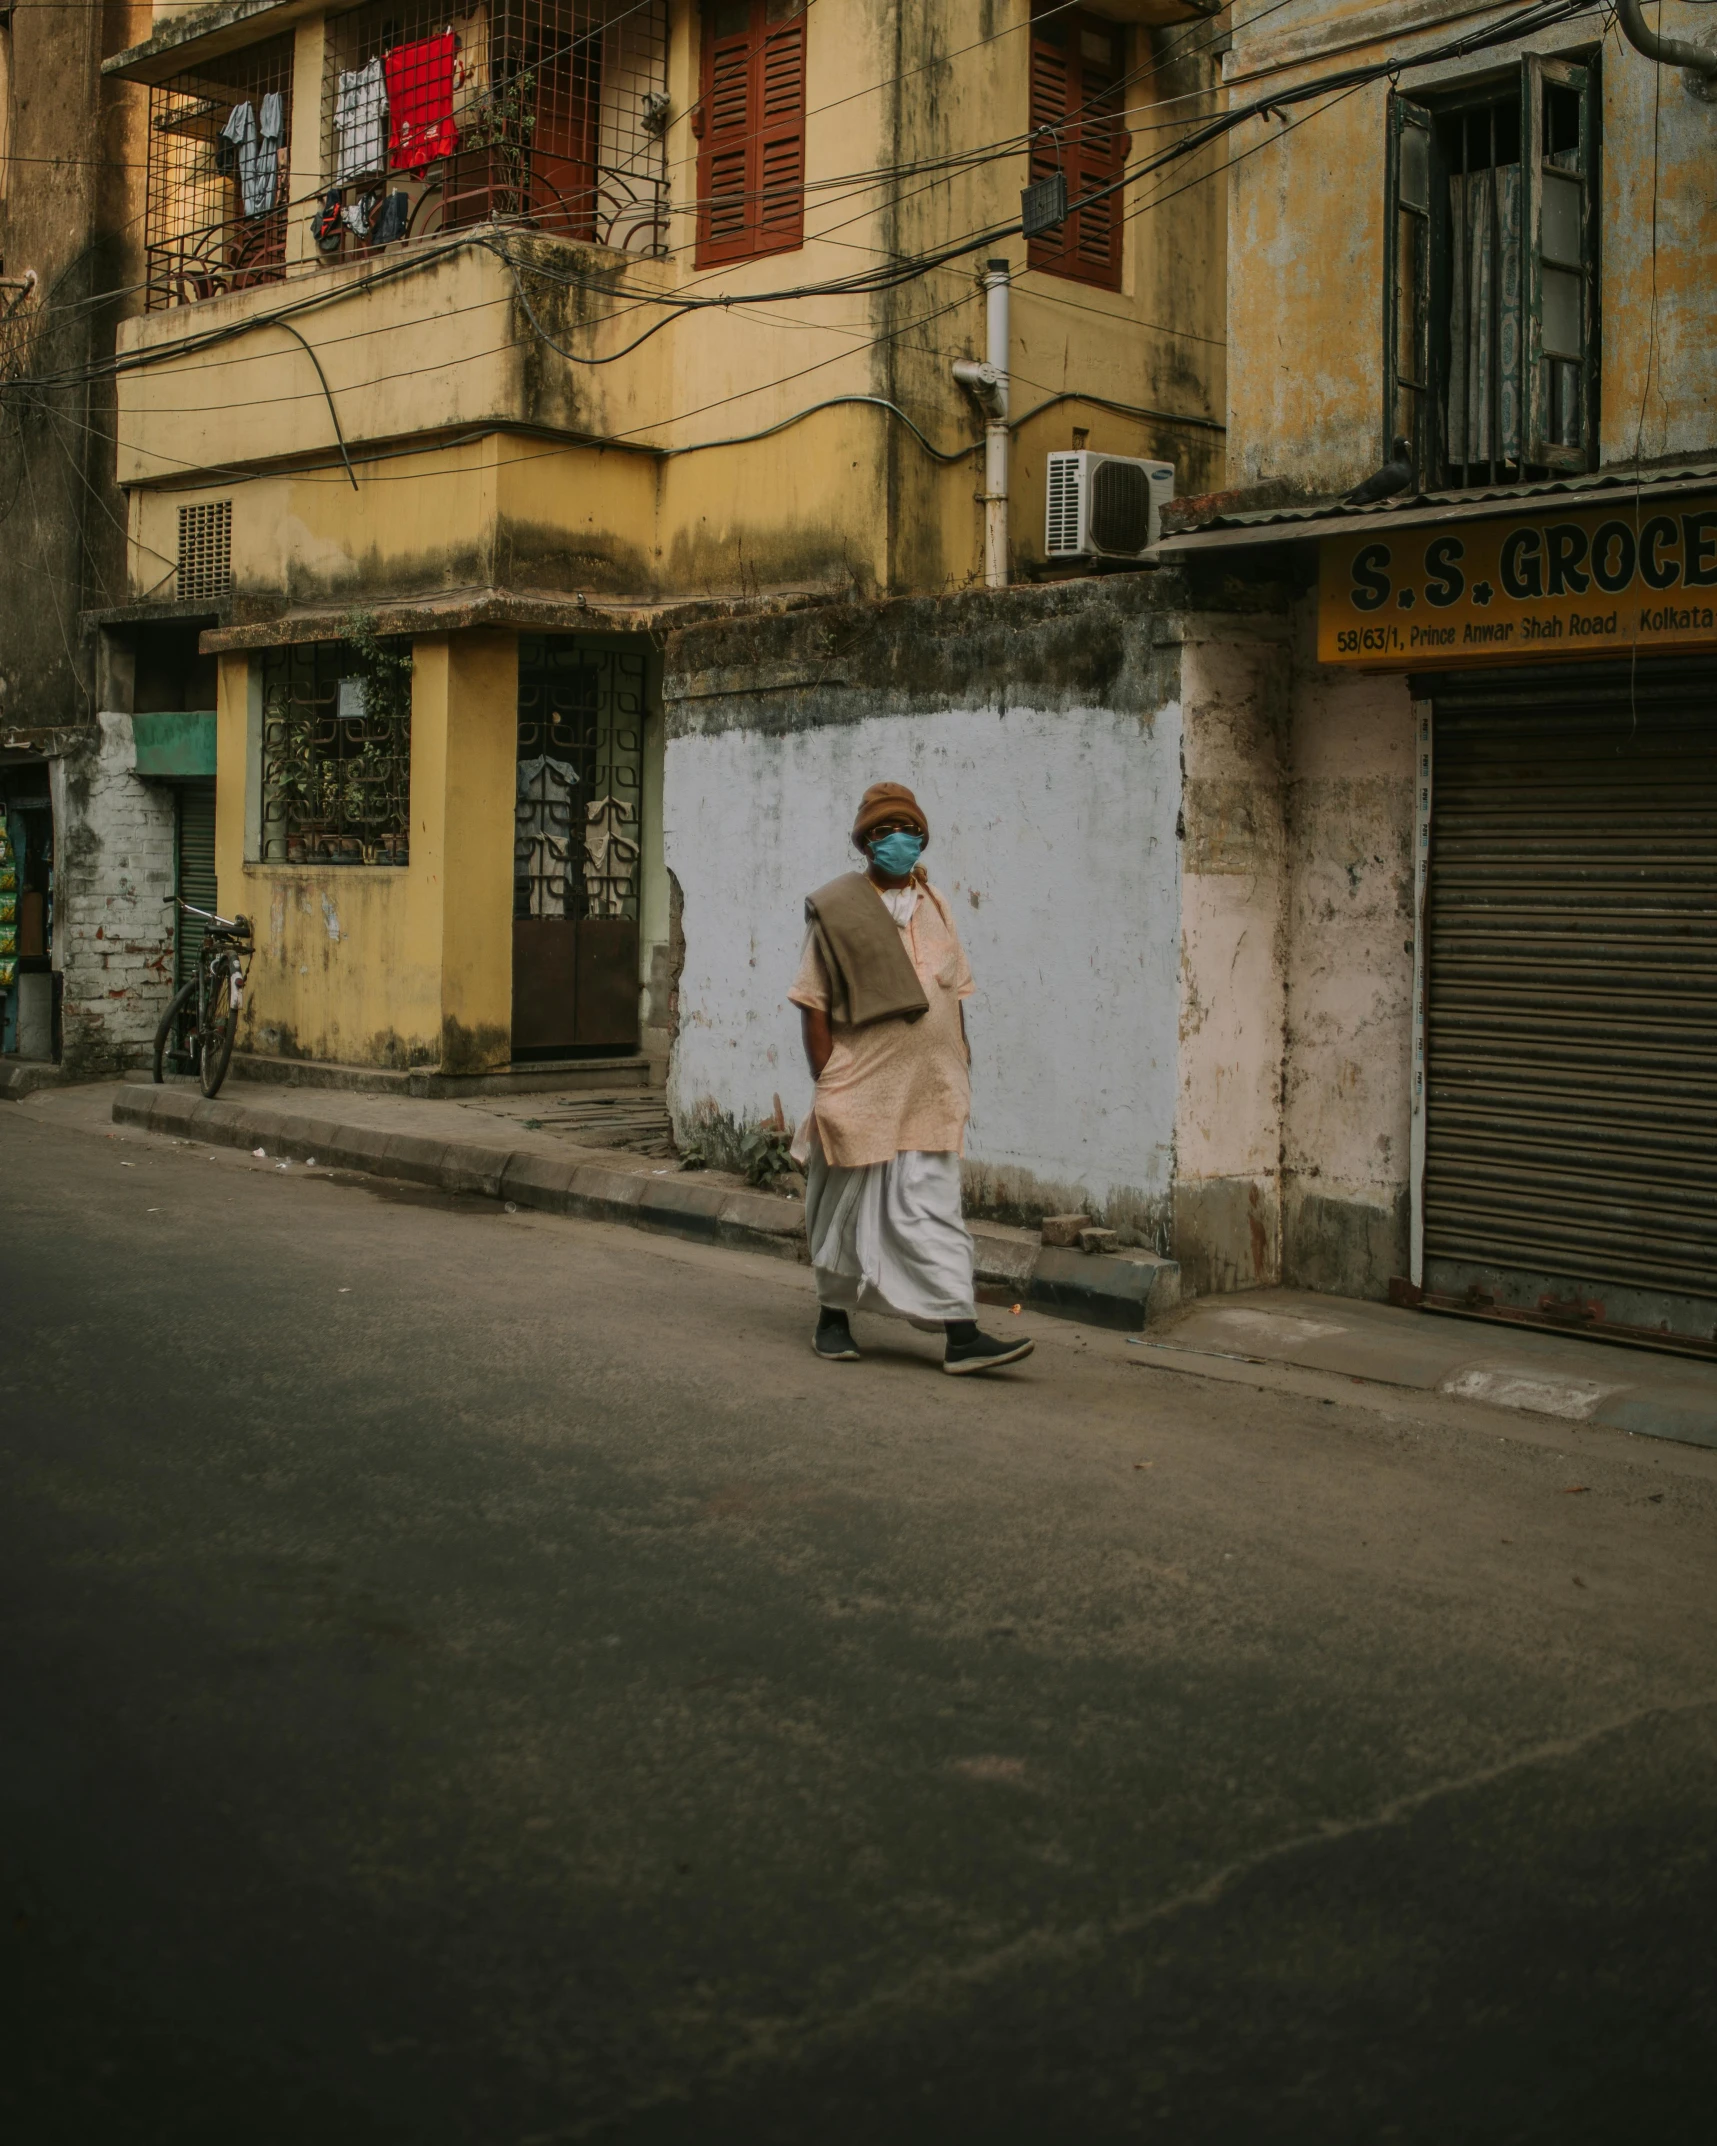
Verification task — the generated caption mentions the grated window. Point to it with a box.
[259,638,412,866]
[316,0,669,263]
[177,500,233,601]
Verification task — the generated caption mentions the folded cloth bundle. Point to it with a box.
[804,871,929,1030]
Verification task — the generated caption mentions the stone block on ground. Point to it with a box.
[1039,1213,1092,1248]
[1031,1247,1181,1329]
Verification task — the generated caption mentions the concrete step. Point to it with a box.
[223,1052,663,1099]
[0,1058,67,1101]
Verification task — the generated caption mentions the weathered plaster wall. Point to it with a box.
[1600,17,1717,462]
[0,0,149,735]
[1174,621,1291,1294]
[48,712,176,1074]
[1281,621,1416,1298]
[662,580,1188,1236]
[1223,2,1717,501]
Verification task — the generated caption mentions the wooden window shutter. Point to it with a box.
[1027,9,1128,292]
[695,0,806,267]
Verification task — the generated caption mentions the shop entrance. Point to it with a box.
[510,634,645,1058]
[1421,656,1717,1354]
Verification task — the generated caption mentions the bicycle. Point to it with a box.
[153,897,254,1098]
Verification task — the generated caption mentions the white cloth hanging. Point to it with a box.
[335,59,388,186]
[582,796,639,918]
[222,94,284,218]
[515,756,579,917]
[1446,164,1523,467]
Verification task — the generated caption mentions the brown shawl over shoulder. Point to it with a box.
[804,872,930,1028]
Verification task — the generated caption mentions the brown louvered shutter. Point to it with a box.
[696,0,806,267]
[1027,9,1128,291]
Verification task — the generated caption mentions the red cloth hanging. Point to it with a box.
[384,33,460,171]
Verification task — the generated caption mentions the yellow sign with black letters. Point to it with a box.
[1317,491,1717,668]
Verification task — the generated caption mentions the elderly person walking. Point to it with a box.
[788,782,1033,1375]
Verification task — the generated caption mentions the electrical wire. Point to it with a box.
[9,0,1603,493]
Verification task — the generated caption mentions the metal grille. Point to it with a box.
[316,0,668,261]
[177,501,233,600]
[175,781,219,990]
[514,637,643,921]
[1045,452,1081,555]
[1423,659,1717,1353]
[259,640,412,866]
[145,36,294,310]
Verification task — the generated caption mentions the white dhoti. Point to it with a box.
[804,1140,976,1324]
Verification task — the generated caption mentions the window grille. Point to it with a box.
[177,500,233,601]
[514,637,643,921]
[1386,55,1596,489]
[316,0,668,262]
[259,640,412,866]
[144,35,294,310]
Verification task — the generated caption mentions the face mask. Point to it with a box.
[868,830,925,879]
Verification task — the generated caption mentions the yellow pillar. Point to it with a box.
[410,632,517,1074]
[285,19,330,269]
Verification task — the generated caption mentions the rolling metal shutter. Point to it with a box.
[174,781,218,992]
[1424,657,1717,1355]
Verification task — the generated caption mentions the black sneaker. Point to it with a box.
[813,1312,861,1362]
[943,1328,1035,1376]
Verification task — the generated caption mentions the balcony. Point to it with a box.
[128,0,669,313]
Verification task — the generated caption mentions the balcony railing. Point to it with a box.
[145,33,295,311]
[142,3,670,309]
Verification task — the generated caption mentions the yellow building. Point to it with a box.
[102,0,1225,1082]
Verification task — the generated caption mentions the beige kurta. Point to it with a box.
[788,873,975,1169]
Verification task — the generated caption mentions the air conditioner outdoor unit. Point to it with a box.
[1044,451,1175,561]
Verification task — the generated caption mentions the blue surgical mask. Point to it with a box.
[868,830,925,879]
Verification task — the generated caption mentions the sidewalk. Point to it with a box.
[105,1079,1183,1330]
[1134,1289,1717,1451]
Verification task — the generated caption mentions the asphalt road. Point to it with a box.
[3,1102,1715,2145]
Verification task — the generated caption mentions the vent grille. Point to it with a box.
[1045,453,1082,555]
[1089,458,1150,553]
[177,500,232,602]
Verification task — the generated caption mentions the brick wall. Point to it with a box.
[48,714,177,1075]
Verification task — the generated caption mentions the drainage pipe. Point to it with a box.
[1616,0,1717,76]
[952,258,1011,589]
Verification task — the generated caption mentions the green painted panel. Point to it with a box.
[133,710,217,780]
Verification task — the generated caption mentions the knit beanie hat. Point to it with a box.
[851,782,929,849]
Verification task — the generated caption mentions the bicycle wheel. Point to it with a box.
[199,966,239,1098]
[153,981,198,1083]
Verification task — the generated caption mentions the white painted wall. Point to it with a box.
[664,698,1183,1229]
[49,713,177,1075]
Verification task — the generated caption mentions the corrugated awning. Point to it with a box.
[1149,465,1717,560]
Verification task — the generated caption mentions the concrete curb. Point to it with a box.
[112,1084,806,1261]
[110,1086,1182,1325]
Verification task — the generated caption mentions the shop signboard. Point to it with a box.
[1318,491,1717,667]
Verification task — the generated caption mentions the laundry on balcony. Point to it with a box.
[335,56,389,185]
[220,92,285,217]
[385,34,461,171]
